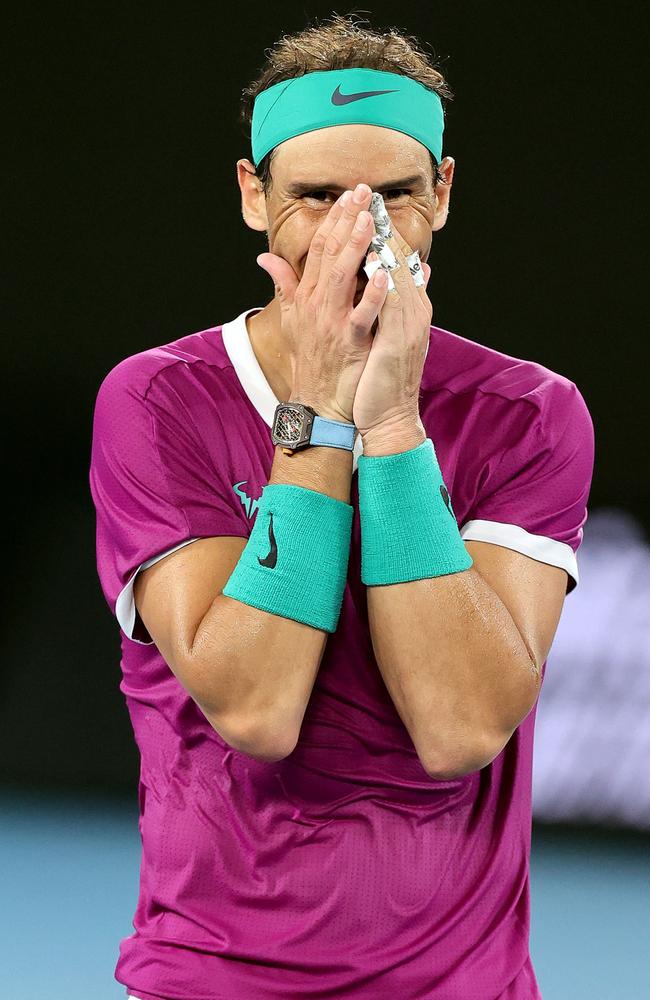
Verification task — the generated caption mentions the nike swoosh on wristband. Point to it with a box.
[258,512,278,568]
[440,485,455,519]
[331,85,399,105]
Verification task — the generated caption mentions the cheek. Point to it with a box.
[390,206,430,244]
[271,209,319,259]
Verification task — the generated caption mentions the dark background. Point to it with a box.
[3,4,645,790]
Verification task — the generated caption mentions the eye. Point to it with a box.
[301,188,411,203]
[302,190,333,202]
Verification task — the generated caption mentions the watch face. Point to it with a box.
[275,405,304,444]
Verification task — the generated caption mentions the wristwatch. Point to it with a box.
[271,401,356,456]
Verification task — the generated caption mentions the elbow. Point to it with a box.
[418,678,538,782]
[421,731,513,781]
[210,710,298,764]
[232,733,297,764]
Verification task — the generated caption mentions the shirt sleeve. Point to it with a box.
[89,358,250,644]
[459,378,595,594]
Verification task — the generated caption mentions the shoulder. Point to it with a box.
[92,326,232,416]
[93,326,230,400]
[428,329,596,573]
[423,323,593,437]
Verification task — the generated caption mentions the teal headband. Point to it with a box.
[251,67,444,167]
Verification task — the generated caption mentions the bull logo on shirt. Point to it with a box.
[232,481,260,520]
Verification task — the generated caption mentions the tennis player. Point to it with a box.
[89,15,595,1000]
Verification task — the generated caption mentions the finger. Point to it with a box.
[323,206,376,310]
[256,252,301,306]
[381,223,412,300]
[300,191,353,297]
[349,259,389,335]
[319,186,373,298]
[395,231,430,304]
[393,228,414,258]
[384,224,430,307]
[259,193,350,306]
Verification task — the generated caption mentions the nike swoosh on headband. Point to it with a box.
[331,85,400,106]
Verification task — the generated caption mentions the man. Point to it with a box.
[90,51,594,1000]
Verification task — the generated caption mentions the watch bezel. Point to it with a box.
[272,402,317,449]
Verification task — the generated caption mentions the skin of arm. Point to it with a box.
[362,421,568,781]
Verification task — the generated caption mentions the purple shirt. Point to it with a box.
[89,306,594,999]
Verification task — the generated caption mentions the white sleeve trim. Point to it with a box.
[115,537,201,644]
[459,519,579,589]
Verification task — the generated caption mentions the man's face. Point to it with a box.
[239,123,453,306]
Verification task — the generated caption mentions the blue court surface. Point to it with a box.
[2,785,648,999]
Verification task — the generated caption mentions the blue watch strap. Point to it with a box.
[310,415,356,450]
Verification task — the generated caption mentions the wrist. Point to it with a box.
[356,434,473,586]
[361,417,427,457]
[287,395,353,425]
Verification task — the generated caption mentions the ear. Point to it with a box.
[237,158,268,233]
[432,156,455,233]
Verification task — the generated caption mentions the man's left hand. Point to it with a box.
[352,223,433,440]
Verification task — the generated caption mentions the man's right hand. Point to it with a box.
[256,183,389,424]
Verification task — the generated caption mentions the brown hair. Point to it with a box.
[239,12,454,195]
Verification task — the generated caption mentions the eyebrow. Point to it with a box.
[286,173,425,196]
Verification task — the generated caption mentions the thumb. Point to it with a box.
[256,253,300,306]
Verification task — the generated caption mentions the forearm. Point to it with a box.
[191,590,327,761]
[362,424,539,779]
[366,567,540,779]
[195,439,353,759]
[268,430,354,503]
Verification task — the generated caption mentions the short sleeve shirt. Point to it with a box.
[89,307,595,999]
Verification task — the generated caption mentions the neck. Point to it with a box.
[246,297,294,403]
[247,294,380,404]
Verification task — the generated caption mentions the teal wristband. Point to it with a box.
[222,483,353,633]
[357,437,473,586]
